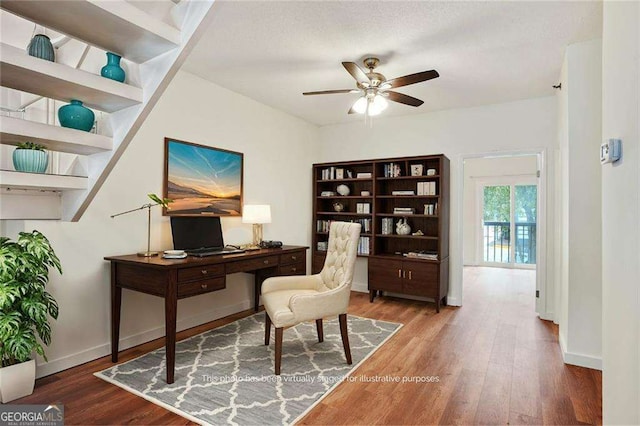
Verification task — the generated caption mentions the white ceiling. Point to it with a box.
[182,1,602,126]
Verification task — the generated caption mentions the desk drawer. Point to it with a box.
[278,261,306,276]
[178,264,225,283]
[280,251,305,265]
[226,255,279,274]
[178,277,225,298]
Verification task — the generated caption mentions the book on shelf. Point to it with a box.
[356,202,371,214]
[393,207,415,214]
[417,182,437,195]
[356,172,372,179]
[383,163,402,177]
[357,236,370,255]
[381,217,394,235]
[392,190,415,196]
[404,251,439,260]
[423,203,438,215]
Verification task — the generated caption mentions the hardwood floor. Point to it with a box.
[18,267,601,425]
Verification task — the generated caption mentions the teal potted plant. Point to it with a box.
[0,231,62,402]
[12,142,48,173]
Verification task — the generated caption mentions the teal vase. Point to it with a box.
[27,34,55,62]
[13,149,48,173]
[58,100,95,132]
[100,52,125,83]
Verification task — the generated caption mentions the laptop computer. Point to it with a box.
[170,216,245,257]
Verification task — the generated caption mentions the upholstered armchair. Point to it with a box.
[261,221,361,375]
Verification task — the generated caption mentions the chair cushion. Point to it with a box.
[262,289,319,328]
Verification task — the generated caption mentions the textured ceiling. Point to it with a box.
[182,1,602,126]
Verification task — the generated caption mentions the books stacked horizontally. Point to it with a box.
[393,207,415,215]
[392,190,415,196]
[356,172,372,179]
[357,236,370,255]
[417,182,437,195]
[317,241,328,252]
[404,251,439,261]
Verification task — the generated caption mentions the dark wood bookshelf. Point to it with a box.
[312,154,450,312]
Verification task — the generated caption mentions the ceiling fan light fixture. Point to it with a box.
[368,94,388,116]
[352,96,368,114]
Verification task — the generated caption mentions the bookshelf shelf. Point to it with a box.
[376,175,440,180]
[375,234,438,240]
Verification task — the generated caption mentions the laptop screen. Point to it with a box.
[170,216,224,251]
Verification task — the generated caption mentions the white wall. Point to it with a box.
[601,2,640,423]
[316,96,557,313]
[462,155,538,266]
[556,39,603,370]
[3,71,318,377]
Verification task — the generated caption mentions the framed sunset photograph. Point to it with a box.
[163,138,243,216]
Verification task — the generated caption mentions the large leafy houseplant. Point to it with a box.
[0,231,61,367]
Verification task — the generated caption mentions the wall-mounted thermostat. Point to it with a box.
[600,138,621,164]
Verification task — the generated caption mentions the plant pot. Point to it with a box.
[100,52,126,82]
[27,34,55,62]
[13,148,48,173]
[0,359,36,403]
[58,100,95,132]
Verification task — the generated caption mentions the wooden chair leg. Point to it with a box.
[316,319,324,343]
[264,314,271,345]
[274,327,283,375]
[338,313,352,365]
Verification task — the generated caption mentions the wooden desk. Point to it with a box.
[105,245,308,384]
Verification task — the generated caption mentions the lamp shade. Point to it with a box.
[242,204,271,224]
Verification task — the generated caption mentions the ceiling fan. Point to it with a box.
[303,57,439,116]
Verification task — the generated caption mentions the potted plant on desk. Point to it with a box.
[0,230,62,402]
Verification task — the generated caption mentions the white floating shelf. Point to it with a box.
[0,43,143,113]
[0,170,88,191]
[1,116,113,155]
[1,1,180,63]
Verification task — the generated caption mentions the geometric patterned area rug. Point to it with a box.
[95,313,401,425]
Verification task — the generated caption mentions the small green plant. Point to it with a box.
[0,231,61,368]
[148,193,173,209]
[16,142,46,151]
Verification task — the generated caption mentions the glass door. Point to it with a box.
[481,182,537,267]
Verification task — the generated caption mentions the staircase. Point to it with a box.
[0,0,215,221]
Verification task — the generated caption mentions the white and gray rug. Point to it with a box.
[95,313,401,425]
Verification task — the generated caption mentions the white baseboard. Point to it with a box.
[558,333,602,371]
[446,297,462,306]
[36,300,251,378]
[538,311,556,322]
[352,281,368,293]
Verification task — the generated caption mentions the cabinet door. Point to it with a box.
[368,257,403,292]
[402,260,438,297]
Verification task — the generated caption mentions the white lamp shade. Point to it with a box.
[352,97,368,114]
[242,204,271,224]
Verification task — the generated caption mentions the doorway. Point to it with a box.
[479,181,537,268]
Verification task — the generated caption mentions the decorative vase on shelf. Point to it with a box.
[333,202,345,212]
[396,218,411,235]
[13,147,48,174]
[58,100,95,132]
[100,52,125,83]
[27,34,55,62]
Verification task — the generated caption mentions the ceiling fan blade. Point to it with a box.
[385,70,439,89]
[342,62,371,84]
[386,91,424,107]
[303,89,358,95]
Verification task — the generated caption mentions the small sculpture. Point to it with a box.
[333,202,345,212]
[396,218,411,235]
[337,184,351,196]
[412,230,424,236]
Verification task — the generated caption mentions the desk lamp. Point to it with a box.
[111,194,172,257]
[242,204,271,249]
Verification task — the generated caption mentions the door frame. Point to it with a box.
[475,176,538,269]
[457,148,548,317]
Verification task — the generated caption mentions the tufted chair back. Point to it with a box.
[319,222,362,290]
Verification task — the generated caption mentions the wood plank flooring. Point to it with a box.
[16,267,601,425]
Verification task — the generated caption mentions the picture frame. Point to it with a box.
[163,138,243,216]
[336,168,344,179]
[410,164,424,176]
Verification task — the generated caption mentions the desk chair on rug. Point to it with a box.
[261,221,361,375]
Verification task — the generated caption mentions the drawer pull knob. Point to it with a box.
[398,269,402,278]
[292,267,297,272]
[201,284,208,289]
[409,271,412,280]
[201,270,208,275]
[263,260,269,264]
[292,256,297,260]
